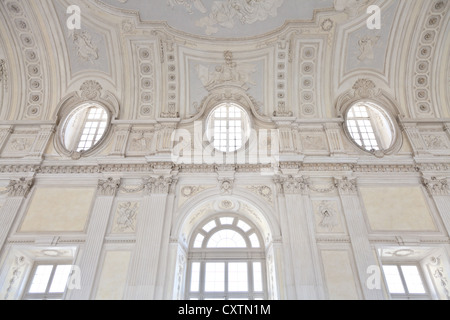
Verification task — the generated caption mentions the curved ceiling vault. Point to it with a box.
[0,0,448,122]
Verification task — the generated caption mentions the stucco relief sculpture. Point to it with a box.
[196,51,256,91]
[168,0,284,35]
[69,30,99,63]
[113,202,139,232]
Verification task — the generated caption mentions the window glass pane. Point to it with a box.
[49,265,72,293]
[249,233,260,248]
[253,262,263,292]
[29,265,53,293]
[383,266,405,294]
[205,263,225,292]
[207,230,247,248]
[190,263,201,292]
[193,234,204,248]
[203,221,216,233]
[220,217,234,225]
[401,266,426,294]
[237,221,251,233]
[228,263,248,292]
[207,103,249,153]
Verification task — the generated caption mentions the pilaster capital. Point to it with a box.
[275,175,310,195]
[6,178,34,197]
[143,176,177,195]
[334,177,358,195]
[422,177,449,196]
[97,177,121,196]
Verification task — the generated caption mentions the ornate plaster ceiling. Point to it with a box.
[0,0,448,123]
[96,0,335,38]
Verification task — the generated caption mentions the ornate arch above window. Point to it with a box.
[54,80,119,160]
[187,214,267,300]
[191,214,263,250]
[336,79,403,157]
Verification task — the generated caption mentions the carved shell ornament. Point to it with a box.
[80,80,103,101]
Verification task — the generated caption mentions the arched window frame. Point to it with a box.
[186,214,267,300]
[205,102,252,154]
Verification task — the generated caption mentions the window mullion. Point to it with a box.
[397,265,410,295]
[74,108,91,151]
[44,264,58,297]
[224,262,229,300]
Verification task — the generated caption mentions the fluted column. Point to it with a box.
[335,177,384,300]
[69,177,120,300]
[422,177,450,235]
[281,175,324,299]
[124,176,175,300]
[0,178,34,254]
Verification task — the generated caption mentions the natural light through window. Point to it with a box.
[206,103,250,153]
[24,263,72,300]
[187,215,266,300]
[382,264,428,299]
[63,103,109,154]
[345,102,394,152]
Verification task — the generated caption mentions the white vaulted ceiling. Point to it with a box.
[0,0,448,122]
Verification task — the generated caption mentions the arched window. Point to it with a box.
[61,102,110,154]
[205,103,251,153]
[187,215,266,300]
[345,101,395,153]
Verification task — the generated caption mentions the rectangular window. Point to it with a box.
[205,263,225,292]
[23,262,73,300]
[382,264,429,300]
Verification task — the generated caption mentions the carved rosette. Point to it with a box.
[6,178,34,197]
[334,177,358,195]
[422,177,449,196]
[97,177,121,196]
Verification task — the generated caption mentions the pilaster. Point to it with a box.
[68,177,120,300]
[335,177,384,300]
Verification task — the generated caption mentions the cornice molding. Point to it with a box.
[0,162,448,176]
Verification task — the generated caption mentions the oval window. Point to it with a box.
[345,101,395,153]
[61,103,109,153]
